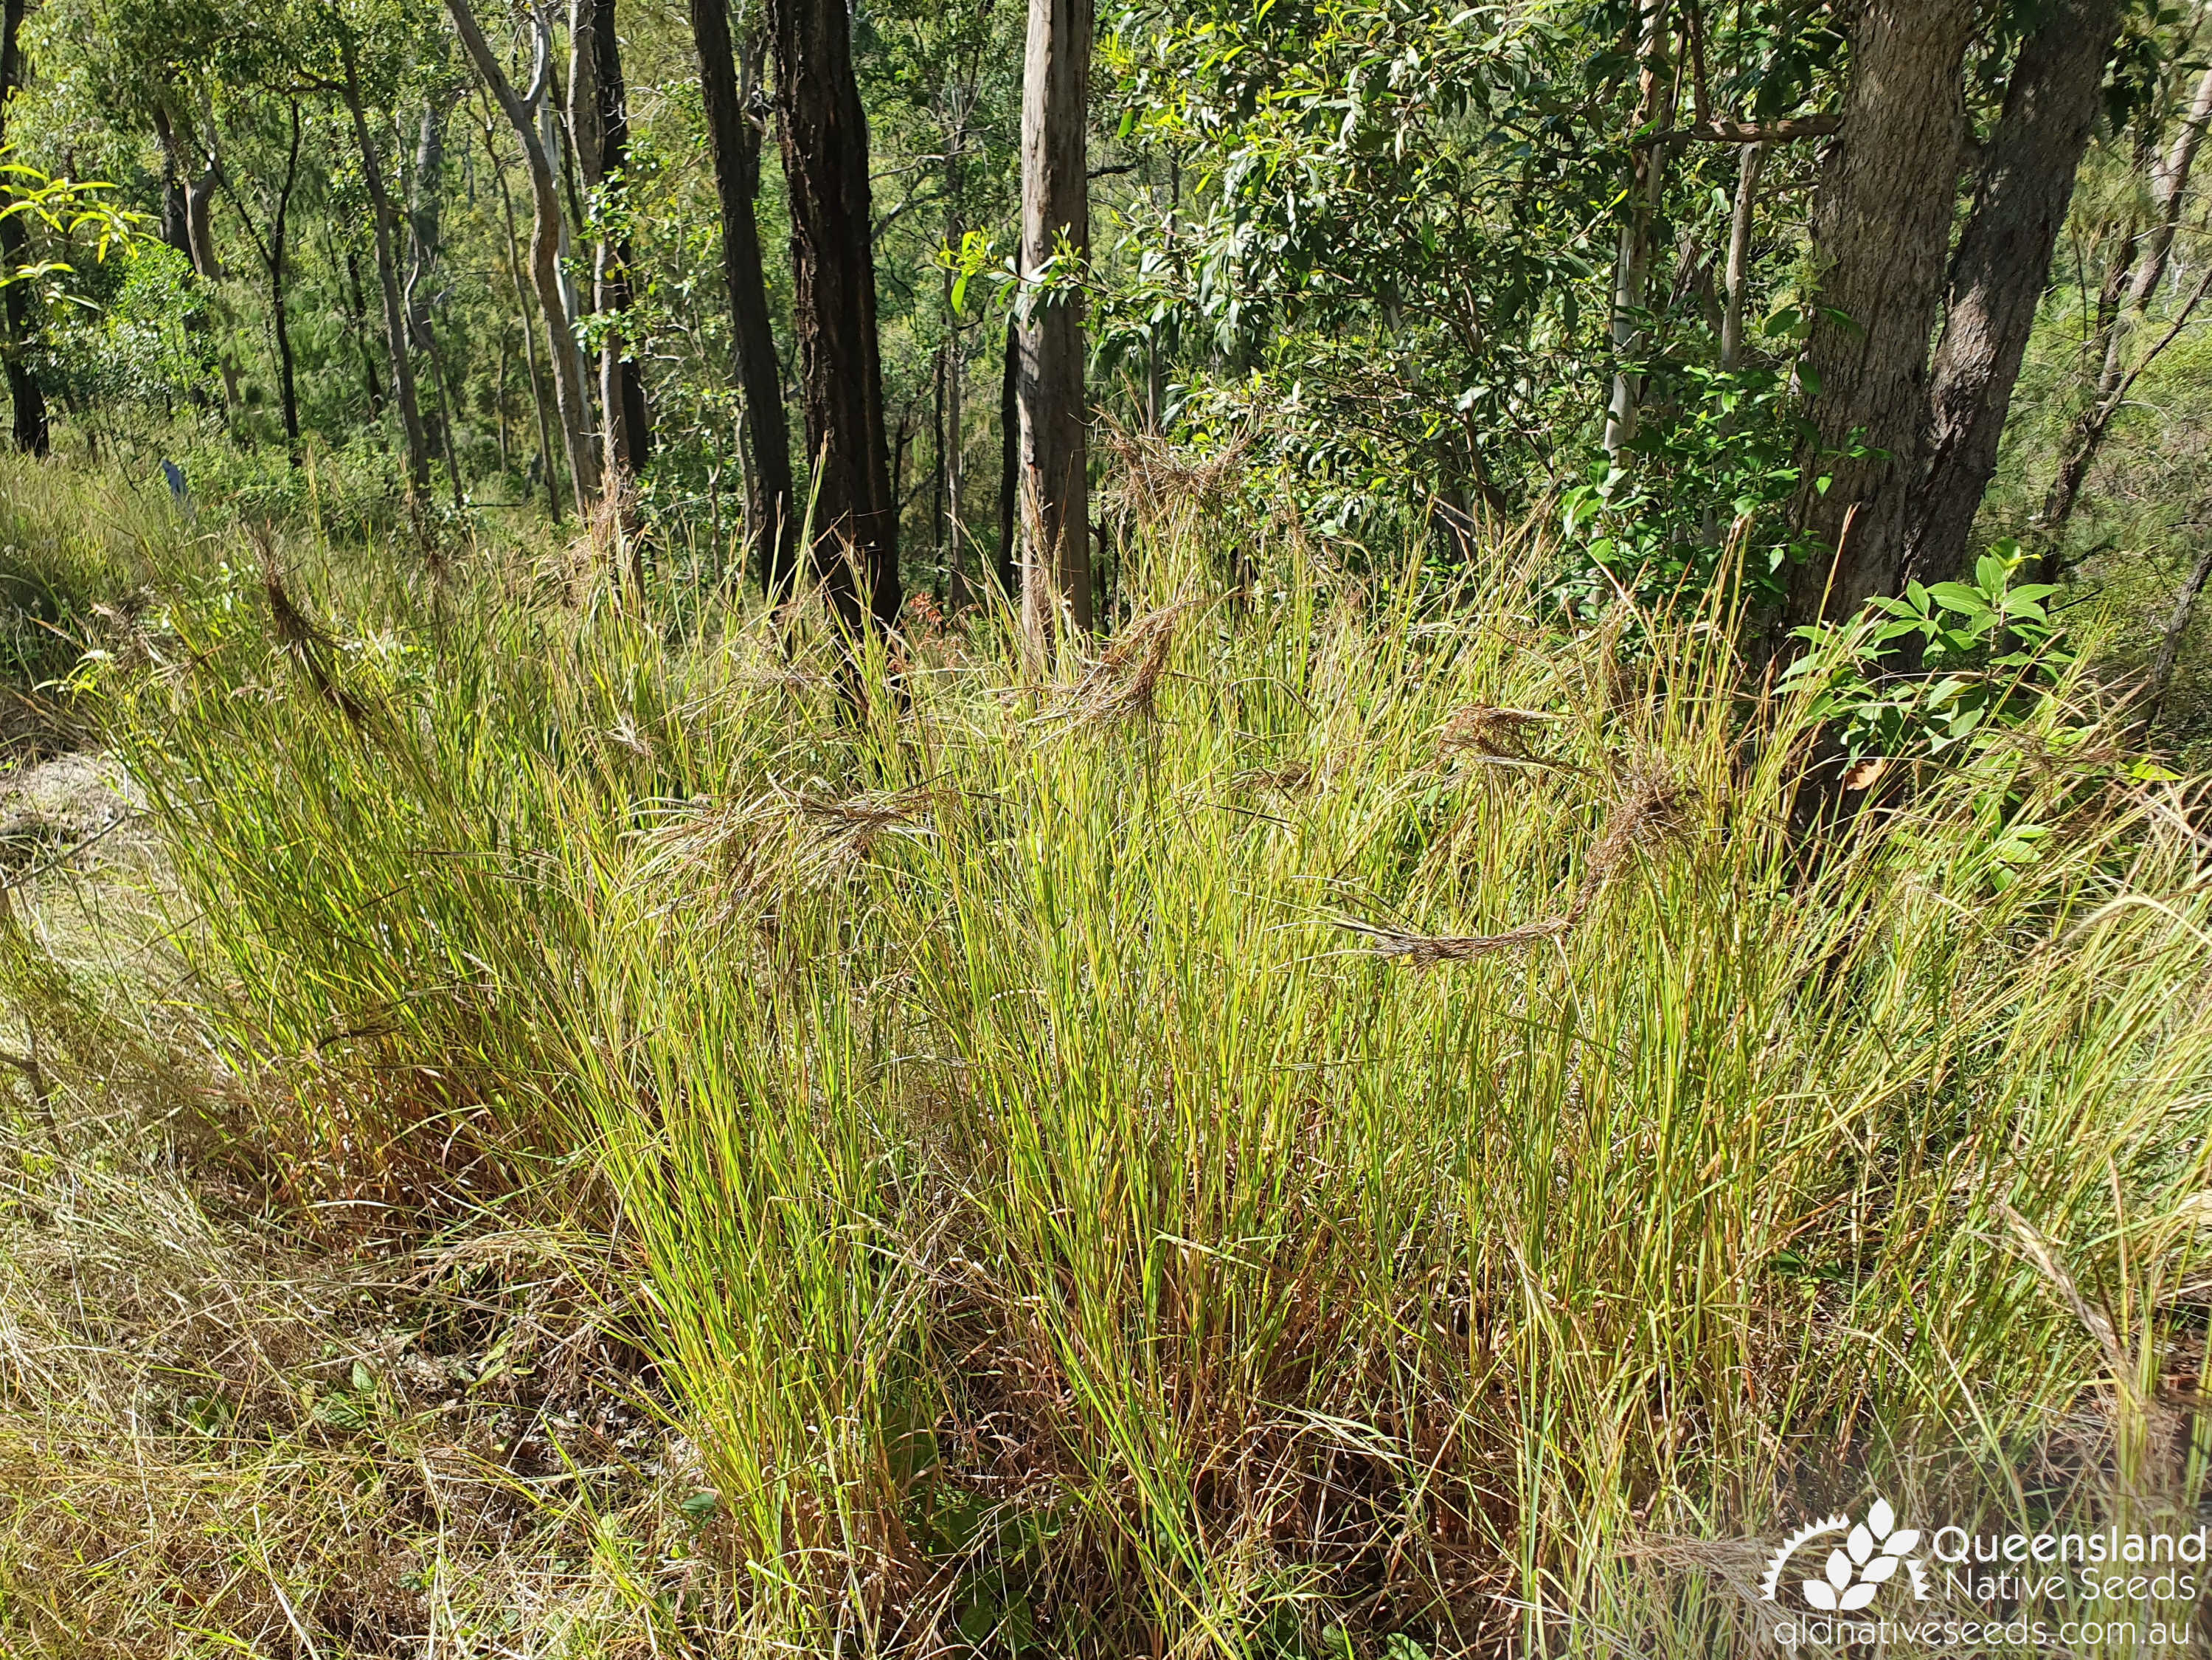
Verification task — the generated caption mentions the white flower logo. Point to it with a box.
[1760,1498,1928,1612]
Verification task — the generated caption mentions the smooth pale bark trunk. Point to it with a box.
[2107,62,2212,375]
[152,107,223,283]
[2042,61,2212,534]
[448,0,601,515]
[1603,0,1671,457]
[1783,0,1976,628]
[1017,0,1093,643]
[1719,143,1764,371]
[1903,0,2121,584]
[0,0,47,454]
[772,0,901,637]
[691,0,798,597]
[339,35,434,498]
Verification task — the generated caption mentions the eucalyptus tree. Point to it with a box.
[569,0,648,485]
[446,0,600,515]
[772,0,900,636]
[1016,0,1091,639]
[690,0,797,595]
[302,0,438,496]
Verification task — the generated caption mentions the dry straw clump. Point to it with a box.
[1052,598,1190,727]
[1339,760,1694,965]
[645,781,950,919]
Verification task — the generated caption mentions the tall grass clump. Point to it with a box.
[78,477,2212,1657]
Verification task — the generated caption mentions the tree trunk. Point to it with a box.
[1016,0,1093,643]
[772,0,901,636]
[572,0,650,485]
[408,83,468,502]
[268,109,302,455]
[997,312,1018,602]
[1902,0,2121,584]
[338,33,434,498]
[2042,60,2212,534]
[692,0,798,598]
[338,241,386,418]
[1783,0,1976,628]
[1603,0,1671,457]
[448,0,601,515]
[2146,530,2212,726]
[480,101,563,522]
[0,0,48,455]
[2108,61,2212,373]
[213,100,305,453]
[1719,142,1764,371]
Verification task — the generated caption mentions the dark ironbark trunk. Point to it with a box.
[339,241,386,417]
[1016,0,1092,643]
[692,0,798,598]
[213,101,306,454]
[772,0,901,636]
[0,0,48,454]
[1902,0,2121,584]
[572,0,649,480]
[1783,0,1976,629]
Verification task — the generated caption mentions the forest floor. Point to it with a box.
[0,742,735,1654]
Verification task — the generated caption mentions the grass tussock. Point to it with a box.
[2,451,2211,1654]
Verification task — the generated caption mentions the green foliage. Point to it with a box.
[1783,542,2078,763]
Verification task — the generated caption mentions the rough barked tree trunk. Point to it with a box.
[692,0,797,598]
[337,32,434,497]
[1016,0,1092,643]
[772,0,900,636]
[0,0,48,454]
[1903,0,2121,584]
[571,0,649,484]
[338,239,386,416]
[1603,0,1671,457]
[448,0,601,515]
[1783,0,1976,628]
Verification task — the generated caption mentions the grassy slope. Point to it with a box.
[2,457,2211,1656]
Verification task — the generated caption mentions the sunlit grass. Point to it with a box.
[4,452,2211,1655]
